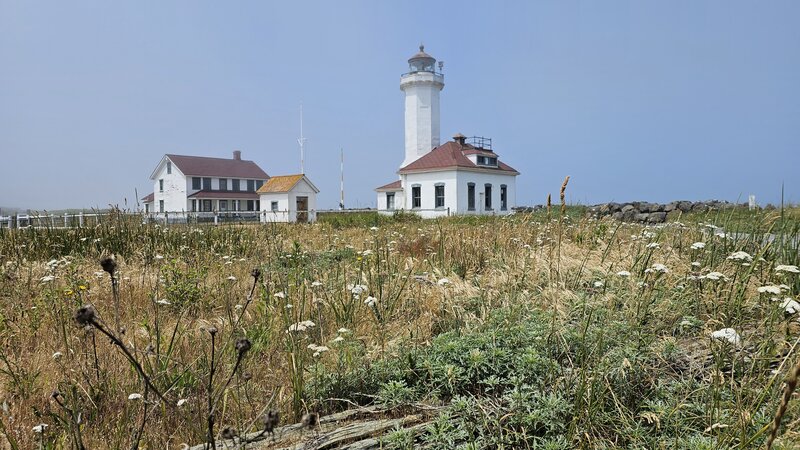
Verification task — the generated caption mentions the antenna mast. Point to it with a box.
[298,103,307,173]
[339,148,345,210]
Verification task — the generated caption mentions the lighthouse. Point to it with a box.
[400,45,445,168]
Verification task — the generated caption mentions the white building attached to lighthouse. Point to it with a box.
[376,46,520,218]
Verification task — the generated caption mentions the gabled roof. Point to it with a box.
[141,193,154,203]
[151,154,269,180]
[399,141,519,175]
[375,180,402,192]
[257,174,320,194]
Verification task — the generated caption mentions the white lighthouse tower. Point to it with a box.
[400,45,445,168]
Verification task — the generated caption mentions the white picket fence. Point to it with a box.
[0,208,451,229]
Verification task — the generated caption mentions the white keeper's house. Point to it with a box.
[142,151,269,214]
[376,46,519,218]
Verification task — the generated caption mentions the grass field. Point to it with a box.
[0,206,798,448]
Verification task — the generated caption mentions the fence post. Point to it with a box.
[214,213,218,225]
[79,212,84,227]
[64,213,68,227]
[447,207,450,217]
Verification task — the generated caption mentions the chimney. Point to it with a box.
[453,133,466,145]
[233,150,241,160]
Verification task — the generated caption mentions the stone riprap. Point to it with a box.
[589,200,737,223]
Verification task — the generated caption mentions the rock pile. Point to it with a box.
[589,200,736,223]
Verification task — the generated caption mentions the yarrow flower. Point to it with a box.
[128,393,143,401]
[593,281,604,288]
[40,275,55,283]
[711,328,741,346]
[307,344,329,357]
[226,276,237,281]
[645,263,669,274]
[311,281,323,287]
[758,285,782,295]
[616,270,631,277]
[177,398,188,407]
[287,320,316,333]
[274,292,286,299]
[727,251,753,263]
[703,272,726,281]
[331,336,345,343]
[155,299,171,306]
[32,424,48,434]
[775,265,800,274]
[779,298,800,315]
[364,296,377,307]
[690,242,706,250]
[646,243,660,249]
[437,278,451,286]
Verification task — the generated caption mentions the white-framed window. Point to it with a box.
[159,179,164,192]
[192,177,201,190]
[256,180,264,190]
[202,178,211,190]
[159,200,164,213]
[247,180,255,192]
[484,184,492,210]
[166,161,172,174]
[500,185,508,211]
[219,200,228,211]
[232,179,241,191]
[411,185,421,209]
[219,178,228,191]
[386,192,395,210]
[467,183,476,211]
[191,199,197,212]
[271,201,278,211]
[434,183,445,209]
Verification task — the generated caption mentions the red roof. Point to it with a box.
[399,141,519,174]
[141,192,154,203]
[166,154,269,179]
[375,180,402,191]
[187,190,260,199]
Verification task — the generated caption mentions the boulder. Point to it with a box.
[677,201,693,213]
[634,213,650,222]
[665,202,678,213]
[647,212,667,223]
[621,204,636,213]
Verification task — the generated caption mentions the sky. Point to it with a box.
[1,1,798,211]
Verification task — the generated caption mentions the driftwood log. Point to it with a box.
[189,404,441,450]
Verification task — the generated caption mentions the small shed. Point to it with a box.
[257,174,320,223]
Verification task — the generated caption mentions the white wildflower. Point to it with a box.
[311,281,323,287]
[437,278,451,286]
[226,276,237,281]
[645,263,669,274]
[727,251,753,263]
[704,272,726,281]
[128,393,143,400]
[155,299,171,306]
[711,328,741,346]
[52,351,63,360]
[32,424,48,433]
[40,275,55,283]
[287,320,315,333]
[274,292,286,299]
[691,242,706,250]
[177,398,188,407]
[616,270,631,277]
[757,285,782,295]
[285,303,293,309]
[364,296,377,307]
[780,298,800,315]
[370,226,379,232]
[155,254,164,260]
[691,261,701,267]
[776,265,800,274]
[593,281,604,288]
[337,327,350,334]
[646,243,660,249]
[331,336,345,343]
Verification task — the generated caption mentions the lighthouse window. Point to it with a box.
[467,183,476,211]
[411,185,421,209]
[386,193,395,210]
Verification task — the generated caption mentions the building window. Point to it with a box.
[476,156,497,166]
[386,193,395,210]
[202,178,211,190]
[500,185,508,211]
[484,184,492,210]
[256,180,264,190]
[192,177,201,190]
[411,185,421,209]
[166,161,172,174]
[467,183,475,211]
[247,180,255,192]
[271,201,278,211]
[434,183,445,209]
[219,200,228,211]
[219,178,228,191]
[232,179,241,191]
[159,179,164,192]
[477,156,485,165]
[159,200,164,213]
[256,200,260,210]
[202,200,212,212]
[191,199,197,212]
[145,204,150,213]
[246,200,255,211]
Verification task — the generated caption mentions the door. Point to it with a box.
[296,196,308,223]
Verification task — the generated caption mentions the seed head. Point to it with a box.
[221,427,236,440]
[99,256,117,275]
[262,410,280,433]
[235,338,252,355]
[251,267,261,281]
[207,326,218,336]
[74,305,96,326]
[301,412,319,429]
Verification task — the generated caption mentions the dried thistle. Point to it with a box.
[262,410,280,436]
[235,338,252,356]
[251,267,261,281]
[74,305,96,327]
[302,412,319,430]
[99,255,117,275]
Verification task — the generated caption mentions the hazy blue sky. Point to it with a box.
[1,1,798,210]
